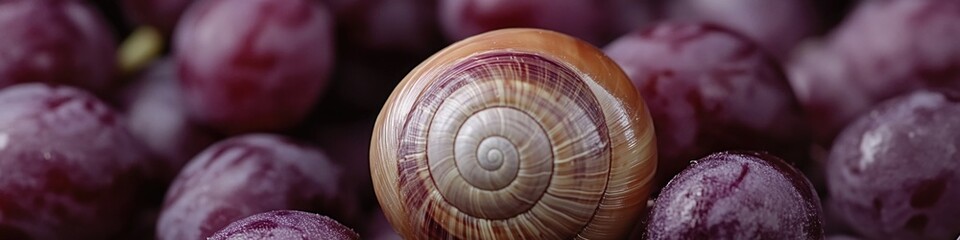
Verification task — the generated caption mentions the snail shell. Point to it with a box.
[370,28,657,239]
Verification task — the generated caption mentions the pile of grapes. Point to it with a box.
[0,0,957,239]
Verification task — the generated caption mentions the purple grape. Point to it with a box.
[120,0,195,34]
[156,134,359,240]
[604,22,809,187]
[438,0,653,46]
[646,151,823,239]
[0,0,117,93]
[174,0,335,134]
[118,59,221,182]
[787,0,960,144]
[665,0,820,61]
[0,83,148,239]
[208,210,359,240]
[826,90,960,239]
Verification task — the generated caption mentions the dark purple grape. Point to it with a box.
[174,0,335,134]
[603,22,809,187]
[787,0,960,144]
[208,210,359,240]
[120,0,195,35]
[0,0,117,93]
[118,59,220,182]
[156,134,359,240]
[826,90,960,239]
[438,0,653,46]
[0,83,147,239]
[665,0,820,61]
[646,151,823,239]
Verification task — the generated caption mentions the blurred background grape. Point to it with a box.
[603,22,810,189]
[788,0,960,145]
[0,0,118,94]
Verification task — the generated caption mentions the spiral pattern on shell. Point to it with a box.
[371,29,657,239]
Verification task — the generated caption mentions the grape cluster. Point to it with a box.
[0,0,957,239]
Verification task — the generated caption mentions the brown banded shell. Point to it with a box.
[370,28,657,239]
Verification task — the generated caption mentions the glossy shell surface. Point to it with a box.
[370,28,657,239]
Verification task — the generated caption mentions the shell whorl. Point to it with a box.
[371,29,657,239]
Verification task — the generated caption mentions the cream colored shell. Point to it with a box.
[370,28,657,239]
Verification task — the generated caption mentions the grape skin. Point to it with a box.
[208,210,359,240]
[646,151,823,240]
[155,134,356,240]
[665,0,820,61]
[0,83,148,239]
[174,0,335,134]
[0,0,117,93]
[604,22,809,187]
[788,0,960,144]
[827,90,960,239]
